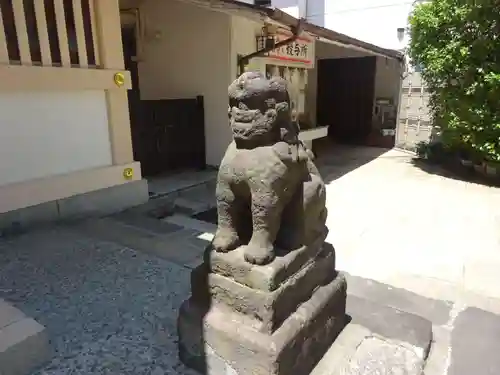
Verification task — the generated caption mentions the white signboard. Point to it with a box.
[264,29,315,69]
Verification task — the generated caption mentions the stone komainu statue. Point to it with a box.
[211,71,327,265]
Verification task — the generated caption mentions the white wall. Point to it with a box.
[138,0,232,166]
[230,15,263,80]
[0,91,111,186]
[374,56,401,102]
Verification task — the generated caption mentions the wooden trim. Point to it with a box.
[54,0,71,66]
[34,1,52,66]
[72,0,88,67]
[0,162,142,214]
[94,0,124,69]
[0,5,8,64]
[12,0,32,65]
[0,64,132,91]
[105,90,134,164]
[88,0,100,65]
[94,0,133,165]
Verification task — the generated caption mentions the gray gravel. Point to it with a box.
[0,226,197,375]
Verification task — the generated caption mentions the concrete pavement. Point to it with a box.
[321,146,500,302]
[318,145,500,375]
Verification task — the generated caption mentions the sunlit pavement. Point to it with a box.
[320,147,500,302]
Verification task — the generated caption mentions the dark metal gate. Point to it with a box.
[122,26,206,178]
[134,97,206,177]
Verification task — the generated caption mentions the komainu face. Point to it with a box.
[228,71,292,147]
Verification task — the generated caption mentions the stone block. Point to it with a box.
[178,272,347,375]
[0,317,50,375]
[449,307,500,375]
[191,246,336,333]
[205,231,329,291]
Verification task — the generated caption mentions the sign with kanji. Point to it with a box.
[265,29,315,69]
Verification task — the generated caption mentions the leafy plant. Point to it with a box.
[407,0,500,163]
[415,141,430,158]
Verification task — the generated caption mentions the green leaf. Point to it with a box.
[407,0,500,160]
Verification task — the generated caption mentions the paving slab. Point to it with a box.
[311,322,427,375]
[113,211,184,235]
[448,307,500,375]
[0,317,50,375]
[347,295,432,354]
[345,273,452,325]
[0,298,26,329]
[163,214,217,235]
[76,217,205,266]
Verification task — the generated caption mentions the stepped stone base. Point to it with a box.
[0,299,50,375]
[177,240,347,375]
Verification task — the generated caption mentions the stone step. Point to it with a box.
[311,322,427,375]
[311,293,434,375]
[344,272,452,326]
[113,211,185,236]
[0,299,50,375]
[74,217,206,267]
[173,197,210,216]
[162,214,217,235]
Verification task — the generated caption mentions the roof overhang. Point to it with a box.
[177,0,403,61]
[266,7,404,61]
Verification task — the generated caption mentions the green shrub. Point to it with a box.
[415,140,448,163]
[407,0,500,163]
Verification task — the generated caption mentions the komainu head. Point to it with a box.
[228,71,293,147]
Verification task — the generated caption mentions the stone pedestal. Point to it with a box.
[177,231,348,375]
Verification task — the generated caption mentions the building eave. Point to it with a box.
[216,0,404,61]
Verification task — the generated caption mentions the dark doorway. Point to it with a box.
[316,57,377,145]
[121,27,206,178]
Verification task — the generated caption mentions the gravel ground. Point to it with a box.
[0,226,196,375]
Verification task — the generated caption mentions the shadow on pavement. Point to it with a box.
[313,138,392,184]
[411,158,500,188]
